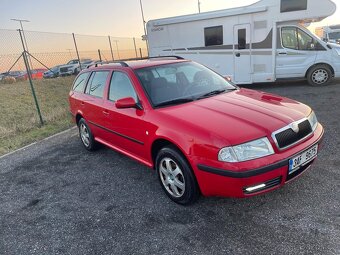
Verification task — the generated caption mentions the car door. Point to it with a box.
[103,70,148,161]
[81,70,111,141]
[276,26,318,78]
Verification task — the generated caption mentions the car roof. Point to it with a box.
[83,58,190,72]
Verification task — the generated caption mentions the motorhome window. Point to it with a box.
[204,26,223,46]
[282,27,315,50]
[238,29,246,50]
[280,0,307,13]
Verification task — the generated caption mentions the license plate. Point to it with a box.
[289,144,318,174]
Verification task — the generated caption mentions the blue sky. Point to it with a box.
[1,0,340,37]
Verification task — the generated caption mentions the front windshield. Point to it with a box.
[329,32,340,40]
[135,62,236,107]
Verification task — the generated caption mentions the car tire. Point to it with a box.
[156,146,200,205]
[307,65,332,86]
[78,118,97,151]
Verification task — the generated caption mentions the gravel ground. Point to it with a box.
[0,79,339,255]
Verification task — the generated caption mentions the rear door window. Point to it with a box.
[85,71,110,98]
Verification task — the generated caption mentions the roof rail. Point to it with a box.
[88,61,129,69]
[86,56,184,69]
[148,55,184,60]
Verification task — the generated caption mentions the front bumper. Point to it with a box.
[192,124,324,198]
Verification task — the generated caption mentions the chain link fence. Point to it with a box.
[0,29,147,154]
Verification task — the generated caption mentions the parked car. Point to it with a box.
[69,58,324,205]
[59,59,92,76]
[0,71,26,82]
[3,70,26,79]
[22,68,47,80]
[43,65,61,78]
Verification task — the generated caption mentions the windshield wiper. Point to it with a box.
[155,98,195,107]
[196,88,231,100]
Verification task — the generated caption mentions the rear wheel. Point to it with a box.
[78,118,97,151]
[307,65,332,86]
[156,146,199,205]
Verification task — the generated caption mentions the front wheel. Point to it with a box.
[307,65,332,86]
[156,146,200,205]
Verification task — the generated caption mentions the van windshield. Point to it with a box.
[135,62,236,107]
[329,32,340,40]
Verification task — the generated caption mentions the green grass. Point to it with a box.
[0,76,76,156]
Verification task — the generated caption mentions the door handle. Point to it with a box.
[235,53,241,57]
[102,110,109,115]
[278,52,287,55]
[80,101,85,106]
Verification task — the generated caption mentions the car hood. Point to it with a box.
[157,88,311,146]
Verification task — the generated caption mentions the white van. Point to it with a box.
[147,0,340,86]
[315,25,340,44]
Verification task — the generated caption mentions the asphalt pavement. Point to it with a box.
[0,80,339,255]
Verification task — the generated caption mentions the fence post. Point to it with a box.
[98,49,102,62]
[72,33,82,70]
[108,36,115,61]
[18,29,44,126]
[133,37,138,58]
[139,48,143,59]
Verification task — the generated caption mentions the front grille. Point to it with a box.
[274,120,312,149]
[243,176,282,194]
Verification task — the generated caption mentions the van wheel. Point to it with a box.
[78,118,97,151]
[156,146,200,205]
[307,65,332,86]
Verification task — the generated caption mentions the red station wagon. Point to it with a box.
[68,57,324,205]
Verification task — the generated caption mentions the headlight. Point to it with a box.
[218,137,274,163]
[307,111,318,131]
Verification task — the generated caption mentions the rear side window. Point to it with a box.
[109,72,137,101]
[85,71,110,98]
[204,26,223,46]
[72,72,90,92]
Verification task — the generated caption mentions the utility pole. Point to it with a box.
[11,18,33,68]
[198,0,201,13]
[139,0,149,55]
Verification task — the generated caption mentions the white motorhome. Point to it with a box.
[315,25,340,44]
[147,0,340,86]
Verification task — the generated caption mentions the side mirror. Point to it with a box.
[115,97,141,109]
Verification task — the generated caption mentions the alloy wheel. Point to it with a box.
[159,157,185,198]
[80,123,90,147]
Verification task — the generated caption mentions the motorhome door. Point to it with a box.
[233,24,252,83]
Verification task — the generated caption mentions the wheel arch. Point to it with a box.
[305,63,335,78]
[151,137,202,196]
[75,113,83,126]
[151,138,182,169]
